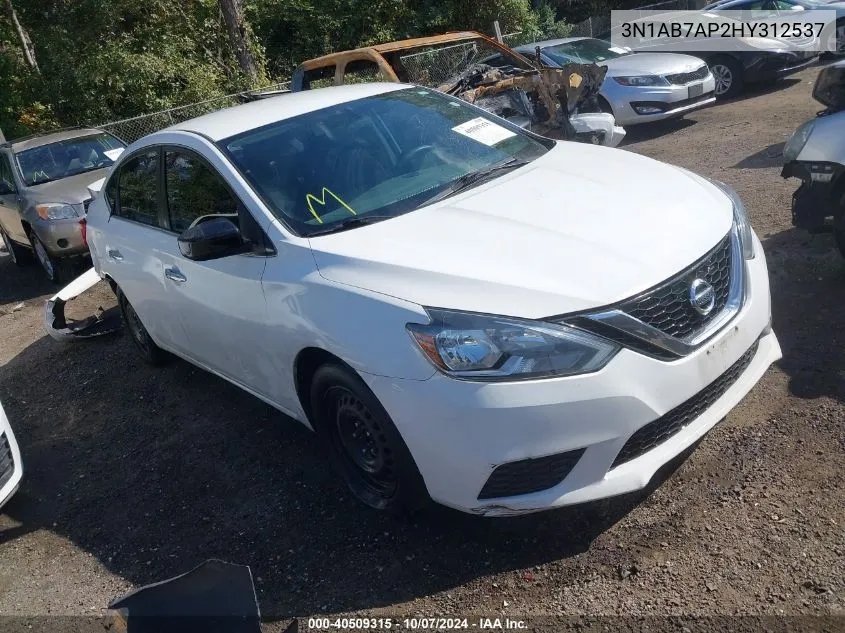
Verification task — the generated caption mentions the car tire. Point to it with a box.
[29,233,66,283]
[709,56,744,100]
[310,362,430,514]
[118,291,171,366]
[1,227,33,267]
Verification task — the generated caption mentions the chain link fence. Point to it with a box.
[95,81,291,144]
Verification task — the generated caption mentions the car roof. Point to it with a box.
[514,37,589,52]
[7,128,110,153]
[168,83,409,142]
[300,31,486,67]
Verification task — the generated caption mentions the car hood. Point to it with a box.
[603,52,708,76]
[308,143,734,319]
[24,167,112,205]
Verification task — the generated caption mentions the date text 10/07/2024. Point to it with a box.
[306,617,528,630]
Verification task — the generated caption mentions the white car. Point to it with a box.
[515,38,717,125]
[0,399,23,510]
[82,83,781,516]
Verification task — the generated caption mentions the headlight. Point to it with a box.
[783,119,815,163]
[35,203,79,220]
[710,180,755,260]
[612,75,667,87]
[407,309,619,381]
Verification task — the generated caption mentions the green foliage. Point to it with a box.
[0,0,575,139]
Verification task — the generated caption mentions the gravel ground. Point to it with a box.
[0,63,843,625]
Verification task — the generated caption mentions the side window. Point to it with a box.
[164,150,238,233]
[0,154,15,193]
[301,65,336,90]
[105,172,118,209]
[342,59,383,84]
[116,150,159,226]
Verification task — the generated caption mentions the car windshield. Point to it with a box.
[15,133,125,187]
[221,88,551,237]
[544,39,630,65]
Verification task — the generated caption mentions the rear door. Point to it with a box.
[0,151,25,243]
[159,147,273,396]
[101,148,193,354]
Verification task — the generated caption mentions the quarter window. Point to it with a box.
[116,150,159,226]
[164,150,238,233]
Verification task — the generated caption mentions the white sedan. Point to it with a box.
[0,399,23,510]
[81,83,780,515]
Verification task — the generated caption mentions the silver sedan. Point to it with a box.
[515,38,717,126]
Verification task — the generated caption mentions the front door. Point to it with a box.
[159,148,274,398]
[0,152,25,243]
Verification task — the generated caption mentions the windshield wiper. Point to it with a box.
[419,157,530,207]
[307,215,394,237]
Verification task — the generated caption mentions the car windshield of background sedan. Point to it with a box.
[544,39,630,65]
[221,88,550,236]
[15,133,125,187]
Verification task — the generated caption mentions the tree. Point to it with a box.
[219,0,260,83]
[3,0,38,73]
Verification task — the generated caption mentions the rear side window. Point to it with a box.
[343,59,383,84]
[115,150,159,226]
[301,65,336,90]
[164,150,239,233]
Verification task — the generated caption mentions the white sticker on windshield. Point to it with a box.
[608,46,629,54]
[452,117,516,146]
[104,148,125,161]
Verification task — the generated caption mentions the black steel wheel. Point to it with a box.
[310,363,429,513]
[118,291,170,366]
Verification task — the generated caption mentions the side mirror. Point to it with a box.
[177,217,243,261]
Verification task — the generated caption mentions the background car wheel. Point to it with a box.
[709,56,744,99]
[118,291,171,366]
[1,227,33,267]
[310,362,429,514]
[29,233,65,283]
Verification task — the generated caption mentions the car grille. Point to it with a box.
[611,340,759,468]
[620,233,733,341]
[0,433,14,490]
[478,448,586,500]
[664,65,710,85]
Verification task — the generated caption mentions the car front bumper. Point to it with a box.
[32,215,88,258]
[782,160,845,231]
[604,74,716,126]
[0,400,23,511]
[745,51,819,83]
[362,233,780,516]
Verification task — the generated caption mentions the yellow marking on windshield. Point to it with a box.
[305,188,357,224]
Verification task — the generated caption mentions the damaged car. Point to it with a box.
[291,31,626,146]
[0,399,23,510]
[514,38,716,125]
[0,128,126,283]
[782,60,845,255]
[52,84,780,515]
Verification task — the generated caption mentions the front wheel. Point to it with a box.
[709,56,744,99]
[30,233,65,283]
[310,363,429,513]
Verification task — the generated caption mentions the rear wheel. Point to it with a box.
[709,56,744,99]
[118,291,171,366]
[1,227,33,266]
[310,363,429,513]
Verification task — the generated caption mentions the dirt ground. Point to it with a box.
[0,62,843,626]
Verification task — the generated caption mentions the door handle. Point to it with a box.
[164,267,187,283]
[107,249,123,261]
